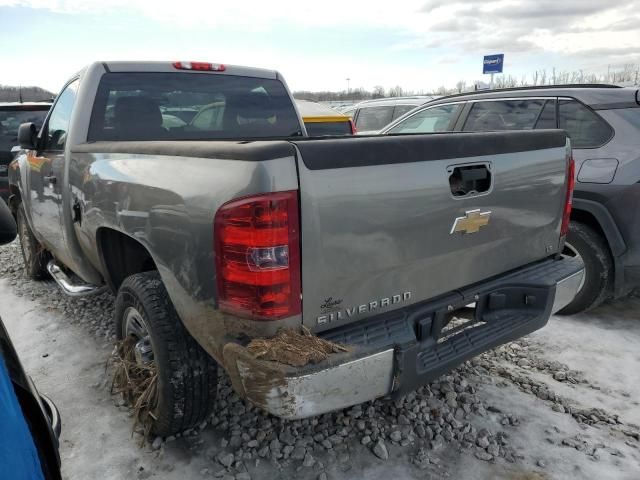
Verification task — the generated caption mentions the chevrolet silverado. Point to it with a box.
[8,61,583,436]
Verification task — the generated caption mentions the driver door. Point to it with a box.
[28,79,79,259]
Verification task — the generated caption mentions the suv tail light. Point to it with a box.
[560,155,575,237]
[349,119,357,135]
[214,191,301,320]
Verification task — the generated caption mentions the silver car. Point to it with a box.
[342,96,437,134]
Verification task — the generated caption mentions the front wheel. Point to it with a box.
[114,271,218,436]
[557,222,612,315]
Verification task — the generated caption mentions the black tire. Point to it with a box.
[16,204,50,279]
[558,222,613,315]
[114,271,218,436]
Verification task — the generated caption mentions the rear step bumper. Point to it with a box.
[229,256,584,419]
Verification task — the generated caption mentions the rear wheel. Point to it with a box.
[557,222,612,315]
[16,204,50,279]
[114,271,218,436]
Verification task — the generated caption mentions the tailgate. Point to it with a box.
[291,130,570,331]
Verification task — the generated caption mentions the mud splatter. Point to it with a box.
[246,326,349,367]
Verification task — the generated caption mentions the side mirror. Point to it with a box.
[0,200,17,246]
[18,123,38,150]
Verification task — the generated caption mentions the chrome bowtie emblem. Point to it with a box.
[450,209,492,234]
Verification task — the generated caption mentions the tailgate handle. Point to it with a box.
[448,163,492,197]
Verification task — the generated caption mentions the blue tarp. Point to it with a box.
[0,356,44,480]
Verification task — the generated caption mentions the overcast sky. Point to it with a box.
[1,0,639,93]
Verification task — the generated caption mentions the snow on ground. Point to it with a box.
[0,239,639,479]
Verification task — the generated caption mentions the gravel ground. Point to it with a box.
[1,240,639,480]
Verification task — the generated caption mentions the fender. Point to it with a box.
[572,198,626,257]
[572,198,626,297]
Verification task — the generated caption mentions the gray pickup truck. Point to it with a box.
[8,61,583,437]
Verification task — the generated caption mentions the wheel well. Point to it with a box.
[570,208,612,256]
[97,228,157,291]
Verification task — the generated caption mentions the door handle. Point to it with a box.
[44,175,57,184]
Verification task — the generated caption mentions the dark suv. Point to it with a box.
[0,102,51,202]
[382,85,640,314]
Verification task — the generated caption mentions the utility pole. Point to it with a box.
[346,78,350,95]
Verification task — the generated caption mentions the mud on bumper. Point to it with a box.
[225,256,584,419]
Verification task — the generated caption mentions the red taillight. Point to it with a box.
[561,155,575,237]
[172,61,225,72]
[214,191,301,320]
[349,119,357,135]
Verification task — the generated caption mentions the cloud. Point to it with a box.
[429,18,479,32]
[420,0,484,13]
[572,46,640,58]
[2,0,639,90]
[411,0,640,61]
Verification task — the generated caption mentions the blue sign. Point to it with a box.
[483,54,504,74]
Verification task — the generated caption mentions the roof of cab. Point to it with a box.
[99,61,281,80]
[295,100,350,123]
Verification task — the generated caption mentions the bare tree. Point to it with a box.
[387,86,404,97]
[0,85,54,102]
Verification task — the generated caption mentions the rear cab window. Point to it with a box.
[88,72,303,141]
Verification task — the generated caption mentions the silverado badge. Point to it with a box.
[450,209,491,234]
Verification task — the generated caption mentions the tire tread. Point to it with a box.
[115,271,217,436]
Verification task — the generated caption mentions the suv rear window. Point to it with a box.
[558,99,613,148]
[88,72,303,141]
[355,106,394,131]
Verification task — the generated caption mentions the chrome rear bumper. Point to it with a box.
[552,268,584,313]
[227,262,584,419]
[237,350,394,419]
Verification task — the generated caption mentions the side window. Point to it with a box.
[386,104,461,134]
[42,80,79,151]
[463,99,546,131]
[534,100,556,129]
[558,99,613,148]
[355,106,394,131]
[392,104,417,120]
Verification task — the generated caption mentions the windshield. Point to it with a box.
[88,72,303,141]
